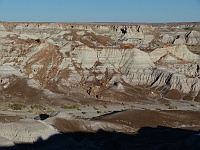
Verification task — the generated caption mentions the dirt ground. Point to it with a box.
[99,109,200,130]
[0,114,22,123]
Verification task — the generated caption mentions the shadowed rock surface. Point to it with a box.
[0,127,200,150]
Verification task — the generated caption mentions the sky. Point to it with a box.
[0,0,200,23]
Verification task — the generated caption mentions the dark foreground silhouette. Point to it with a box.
[0,126,200,150]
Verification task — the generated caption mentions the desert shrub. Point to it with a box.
[9,103,26,110]
[103,105,108,108]
[31,104,46,111]
[93,106,99,110]
[97,111,101,114]
[190,104,197,107]
[168,106,178,109]
[164,103,171,106]
[61,105,78,109]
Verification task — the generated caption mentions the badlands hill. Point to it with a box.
[0,22,200,149]
[0,22,199,101]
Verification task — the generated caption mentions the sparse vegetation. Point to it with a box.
[164,103,171,106]
[168,105,178,109]
[46,107,54,113]
[103,105,108,108]
[131,105,135,108]
[61,105,78,109]
[82,112,87,114]
[94,106,100,110]
[97,111,101,114]
[28,110,33,113]
[156,108,162,111]
[190,104,197,107]
[9,103,26,110]
[31,104,46,111]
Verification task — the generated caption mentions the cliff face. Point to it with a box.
[0,22,200,101]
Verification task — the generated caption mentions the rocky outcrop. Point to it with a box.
[161,34,174,44]
[173,34,186,45]
[186,31,200,45]
[0,119,59,143]
[124,68,199,95]
[0,136,15,148]
[150,45,199,63]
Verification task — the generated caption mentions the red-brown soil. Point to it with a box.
[99,109,200,130]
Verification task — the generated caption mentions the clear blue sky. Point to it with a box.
[0,0,200,23]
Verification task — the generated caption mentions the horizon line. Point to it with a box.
[0,21,200,25]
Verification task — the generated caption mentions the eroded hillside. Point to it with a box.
[0,22,199,102]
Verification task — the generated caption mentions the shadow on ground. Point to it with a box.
[1,126,200,150]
